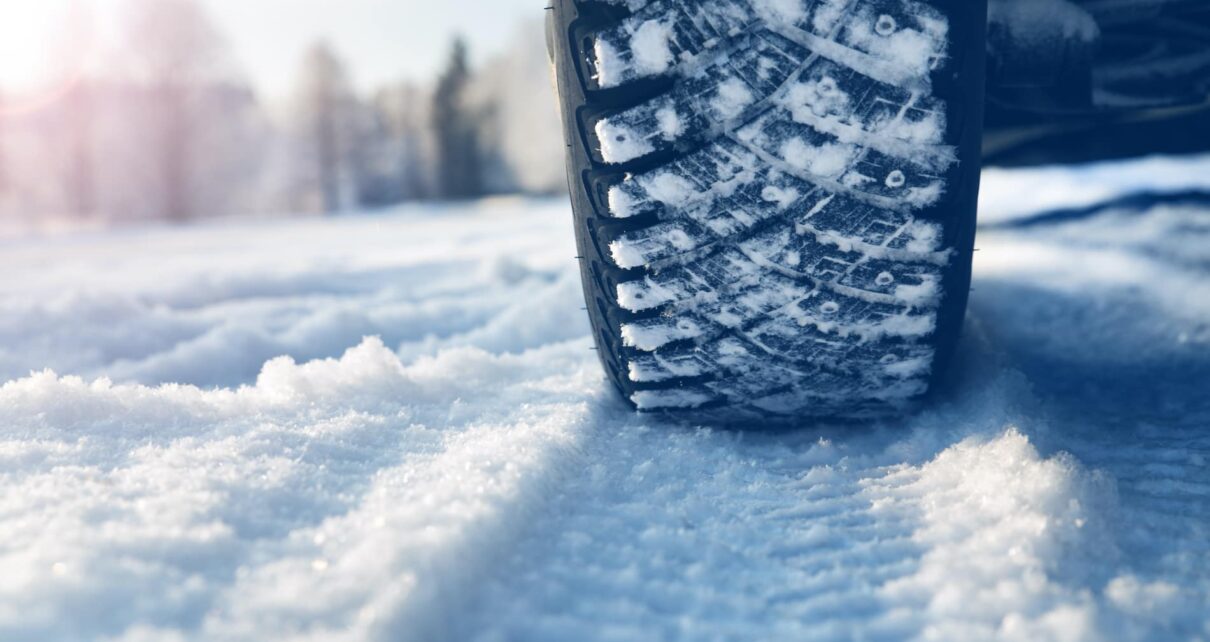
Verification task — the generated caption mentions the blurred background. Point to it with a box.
[0,0,562,236]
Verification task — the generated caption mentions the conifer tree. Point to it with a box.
[432,38,484,200]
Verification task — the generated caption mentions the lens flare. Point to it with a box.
[0,0,96,116]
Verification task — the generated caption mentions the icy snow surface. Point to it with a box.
[3,156,1210,640]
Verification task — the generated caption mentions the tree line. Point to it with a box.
[0,0,563,228]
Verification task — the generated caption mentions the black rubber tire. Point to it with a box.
[550,0,987,426]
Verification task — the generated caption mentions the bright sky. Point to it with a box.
[0,0,543,100]
[200,0,544,96]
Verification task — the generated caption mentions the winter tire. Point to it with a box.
[550,0,987,424]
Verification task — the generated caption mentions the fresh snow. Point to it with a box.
[596,118,657,165]
[780,136,859,178]
[2,156,1210,641]
[753,0,807,26]
[630,19,677,77]
[978,154,1210,224]
[712,77,757,121]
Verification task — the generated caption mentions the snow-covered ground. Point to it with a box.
[2,157,1209,641]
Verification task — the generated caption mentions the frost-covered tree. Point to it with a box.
[432,38,484,200]
[296,42,357,213]
[123,0,226,222]
[63,81,95,218]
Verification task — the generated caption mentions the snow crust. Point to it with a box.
[2,159,1210,640]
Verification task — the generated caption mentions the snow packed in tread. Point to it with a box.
[582,0,955,414]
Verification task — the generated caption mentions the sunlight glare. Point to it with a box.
[0,0,94,101]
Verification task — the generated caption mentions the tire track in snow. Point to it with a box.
[967,205,1210,640]
[202,365,599,641]
[464,346,1136,641]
